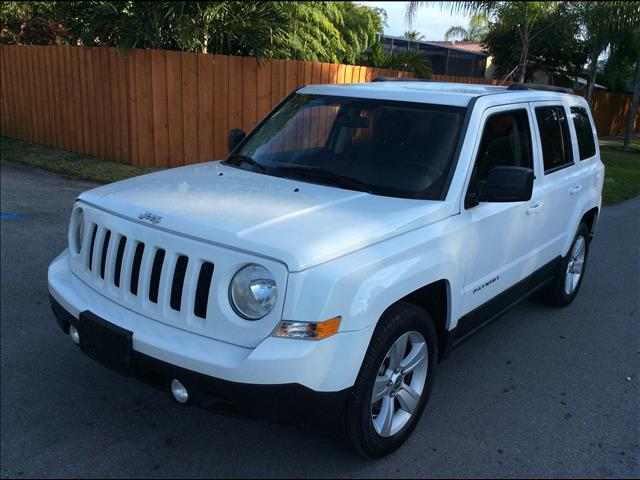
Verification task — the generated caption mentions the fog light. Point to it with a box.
[69,325,80,345]
[170,379,189,404]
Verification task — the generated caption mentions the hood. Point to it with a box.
[79,162,455,272]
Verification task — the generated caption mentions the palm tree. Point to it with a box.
[403,29,425,41]
[625,58,640,150]
[407,2,559,83]
[444,12,489,42]
[363,38,431,78]
[570,1,640,106]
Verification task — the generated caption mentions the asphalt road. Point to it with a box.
[1,159,639,479]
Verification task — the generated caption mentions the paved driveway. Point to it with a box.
[1,160,638,478]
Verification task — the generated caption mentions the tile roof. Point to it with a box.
[427,41,488,54]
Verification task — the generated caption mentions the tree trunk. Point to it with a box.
[585,44,600,106]
[516,26,530,83]
[623,55,640,150]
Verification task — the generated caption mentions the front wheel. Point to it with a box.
[344,302,438,458]
[541,222,590,306]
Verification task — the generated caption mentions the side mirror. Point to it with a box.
[478,166,534,203]
[228,128,246,152]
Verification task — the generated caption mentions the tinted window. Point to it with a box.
[570,106,596,160]
[471,109,533,191]
[535,106,574,173]
[227,94,465,200]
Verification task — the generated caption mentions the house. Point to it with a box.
[378,35,488,78]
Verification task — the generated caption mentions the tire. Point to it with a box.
[541,222,590,307]
[344,302,438,458]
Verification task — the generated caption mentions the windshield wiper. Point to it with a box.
[225,154,267,172]
[275,165,372,193]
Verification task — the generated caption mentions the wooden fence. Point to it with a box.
[0,45,637,168]
[0,45,413,167]
[581,90,639,137]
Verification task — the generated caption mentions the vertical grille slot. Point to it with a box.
[194,262,214,319]
[88,224,98,271]
[170,255,189,311]
[130,242,145,295]
[113,236,127,287]
[148,249,166,304]
[99,230,111,279]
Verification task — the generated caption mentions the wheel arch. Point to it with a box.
[581,206,600,240]
[385,279,451,360]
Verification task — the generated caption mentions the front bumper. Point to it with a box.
[51,295,349,420]
[48,250,375,417]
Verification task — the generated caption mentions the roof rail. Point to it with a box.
[372,76,435,82]
[508,83,574,94]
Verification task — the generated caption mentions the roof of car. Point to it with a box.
[298,81,581,108]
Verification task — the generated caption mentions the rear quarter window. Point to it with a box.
[535,106,574,174]
[570,106,597,160]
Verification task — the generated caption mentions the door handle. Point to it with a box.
[526,202,544,215]
[569,185,582,195]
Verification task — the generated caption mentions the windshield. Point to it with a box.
[224,94,465,199]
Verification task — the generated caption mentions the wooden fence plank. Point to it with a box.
[311,61,322,85]
[93,48,107,158]
[197,53,214,162]
[70,46,84,152]
[71,47,85,152]
[33,46,45,144]
[270,58,283,108]
[43,47,56,147]
[166,50,184,167]
[108,48,122,162]
[117,52,130,164]
[18,45,33,142]
[136,49,155,166]
[26,46,40,144]
[228,55,243,132]
[2,47,14,137]
[52,46,66,149]
[285,60,298,96]
[25,46,37,143]
[213,54,229,159]
[242,56,257,133]
[257,59,272,123]
[85,48,99,158]
[321,62,330,84]
[63,46,76,151]
[77,47,90,155]
[303,61,313,85]
[182,51,199,166]
[151,49,169,167]
[0,48,10,136]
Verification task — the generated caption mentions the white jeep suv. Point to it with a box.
[48,80,604,457]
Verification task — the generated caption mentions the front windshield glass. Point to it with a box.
[225,94,465,199]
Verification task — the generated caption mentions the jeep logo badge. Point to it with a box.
[138,212,162,224]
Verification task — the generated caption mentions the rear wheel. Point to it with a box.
[541,223,590,306]
[344,302,438,458]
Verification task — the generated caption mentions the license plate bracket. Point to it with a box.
[78,311,133,377]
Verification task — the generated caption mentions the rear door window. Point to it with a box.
[570,106,596,160]
[535,106,574,173]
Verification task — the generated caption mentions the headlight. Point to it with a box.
[229,264,277,320]
[69,207,84,255]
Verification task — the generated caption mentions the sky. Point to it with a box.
[358,1,471,40]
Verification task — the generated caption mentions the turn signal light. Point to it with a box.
[274,316,341,340]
